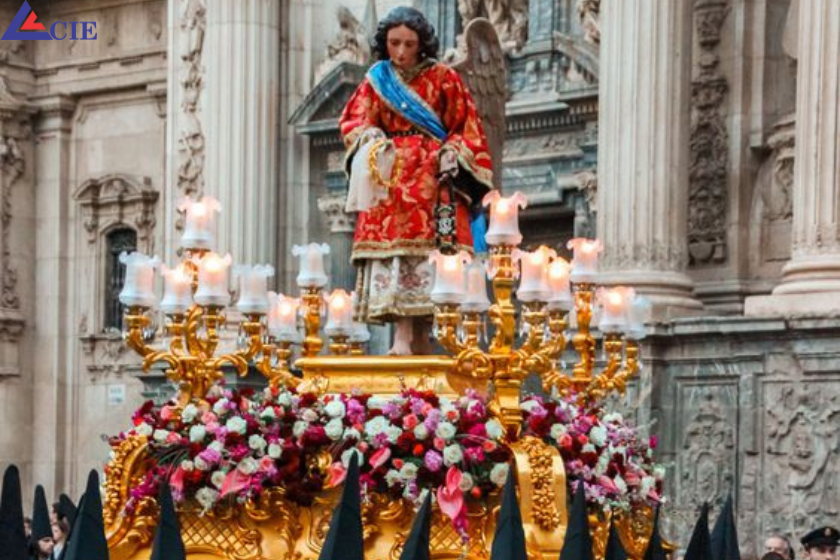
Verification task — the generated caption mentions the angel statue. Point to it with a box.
[340,6,506,355]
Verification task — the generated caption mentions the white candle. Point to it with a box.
[267,292,301,341]
[194,252,232,307]
[118,252,160,308]
[160,264,193,315]
[325,289,354,336]
[514,245,556,302]
[429,250,471,304]
[461,259,491,312]
[598,286,634,333]
[292,243,330,288]
[623,293,651,340]
[178,195,221,250]
[567,238,602,283]
[547,257,573,310]
[235,264,275,314]
[482,191,528,246]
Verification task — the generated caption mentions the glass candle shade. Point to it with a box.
[568,238,603,283]
[515,245,556,302]
[429,250,471,304]
[623,293,651,340]
[598,286,635,333]
[482,190,528,246]
[325,289,354,336]
[160,264,193,315]
[118,252,160,308]
[547,257,573,310]
[267,292,301,341]
[194,252,232,307]
[178,195,221,251]
[461,259,492,312]
[292,243,330,288]
[235,264,275,314]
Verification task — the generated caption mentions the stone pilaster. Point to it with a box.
[596,0,702,315]
[746,0,840,315]
[203,1,280,266]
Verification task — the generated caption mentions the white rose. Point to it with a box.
[277,392,293,407]
[653,465,666,479]
[485,419,504,440]
[435,422,456,441]
[640,476,655,496]
[490,463,509,486]
[595,453,609,476]
[550,424,567,441]
[135,422,153,437]
[341,448,364,468]
[267,443,283,459]
[365,416,390,437]
[226,417,248,435]
[189,425,207,443]
[212,399,229,416]
[367,396,389,411]
[194,456,210,471]
[301,408,318,423]
[237,457,259,475]
[248,434,267,452]
[325,400,346,418]
[603,412,624,424]
[459,472,475,492]
[195,487,219,512]
[293,420,308,438]
[385,469,401,487]
[385,425,403,444]
[589,425,608,447]
[181,404,199,423]
[413,424,430,440]
[209,440,224,453]
[614,475,628,495]
[153,429,170,443]
[582,443,596,454]
[181,460,194,472]
[399,462,419,481]
[343,427,361,441]
[211,471,226,489]
[443,444,464,467]
[260,407,276,420]
[325,418,345,441]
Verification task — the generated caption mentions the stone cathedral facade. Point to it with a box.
[0,0,837,555]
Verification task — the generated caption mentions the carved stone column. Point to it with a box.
[317,194,356,293]
[203,1,280,266]
[746,0,840,315]
[596,0,702,315]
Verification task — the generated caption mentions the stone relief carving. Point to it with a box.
[680,391,735,508]
[74,174,159,253]
[457,0,528,53]
[0,136,24,311]
[762,119,794,223]
[315,7,371,84]
[574,169,597,238]
[688,0,729,267]
[763,383,840,537]
[80,330,131,381]
[603,244,689,272]
[577,0,600,45]
[317,193,356,234]
[177,0,206,201]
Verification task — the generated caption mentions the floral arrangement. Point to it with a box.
[113,386,663,535]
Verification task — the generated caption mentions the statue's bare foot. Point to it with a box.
[389,318,413,356]
[388,341,413,356]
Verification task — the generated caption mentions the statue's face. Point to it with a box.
[386,25,420,69]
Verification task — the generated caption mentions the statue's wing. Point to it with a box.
[451,18,507,190]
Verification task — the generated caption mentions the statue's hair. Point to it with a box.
[372,7,439,61]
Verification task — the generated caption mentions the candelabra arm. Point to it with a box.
[256,341,299,389]
[610,339,641,395]
[583,333,624,405]
[488,245,517,355]
[124,307,155,358]
[434,304,467,356]
[571,285,596,394]
[167,316,188,357]
[301,287,324,358]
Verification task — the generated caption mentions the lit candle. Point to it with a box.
[325,289,354,336]
[598,286,634,333]
[547,257,573,310]
[160,264,193,315]
[461,259,491,312]
[267,292,300,341]
[623,293,651,340]
[429,250,471,304]
[235,264,275,314]
[567,238,603,283]
[482,191,528,246]
[118,252,160,308]
[194,252,232,307]
[514,245,556,302]
[178,195,221,250]
[292,243,330,288]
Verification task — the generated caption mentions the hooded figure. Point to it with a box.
[150,483,185,560]
[318,453,364,560]
[0,465,29,560]
[31,486,53,542]
[63,471,109,560]
[56,495,77,528]
[710,495,740,560]
[399,492,432,560]
[490,468,528,560]
[604,523,628,560]
[560,482,594,560]
[643,507,667,560]
[684,503,712,560]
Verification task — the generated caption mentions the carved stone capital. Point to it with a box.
[317,194,356,234]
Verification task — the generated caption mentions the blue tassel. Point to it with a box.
[471,212,488,254]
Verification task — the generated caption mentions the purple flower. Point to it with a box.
[424,409,442,432]
[424,450,443,472]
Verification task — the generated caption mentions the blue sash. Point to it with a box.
[367,61,448,141]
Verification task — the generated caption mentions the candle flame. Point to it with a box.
[205,255,223,272]
[529,251,544,265]
[332,294,348,309]
[191,201,206,217]
[582,240,597,254]
[443,256,459,271]
[496,199,510,213]
[607,290,623,306]
[549,260,570,279]
[279,301,294,316]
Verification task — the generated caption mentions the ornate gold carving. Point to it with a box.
[520,437,562,531]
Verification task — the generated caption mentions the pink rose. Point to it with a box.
[165,432,181,445]
[160,406,176,421]
[433,437,446,451]
[403,414,419,430]
[201,411,218,424]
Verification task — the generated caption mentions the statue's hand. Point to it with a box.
[438,148,458,177]
[361,127,386,145]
